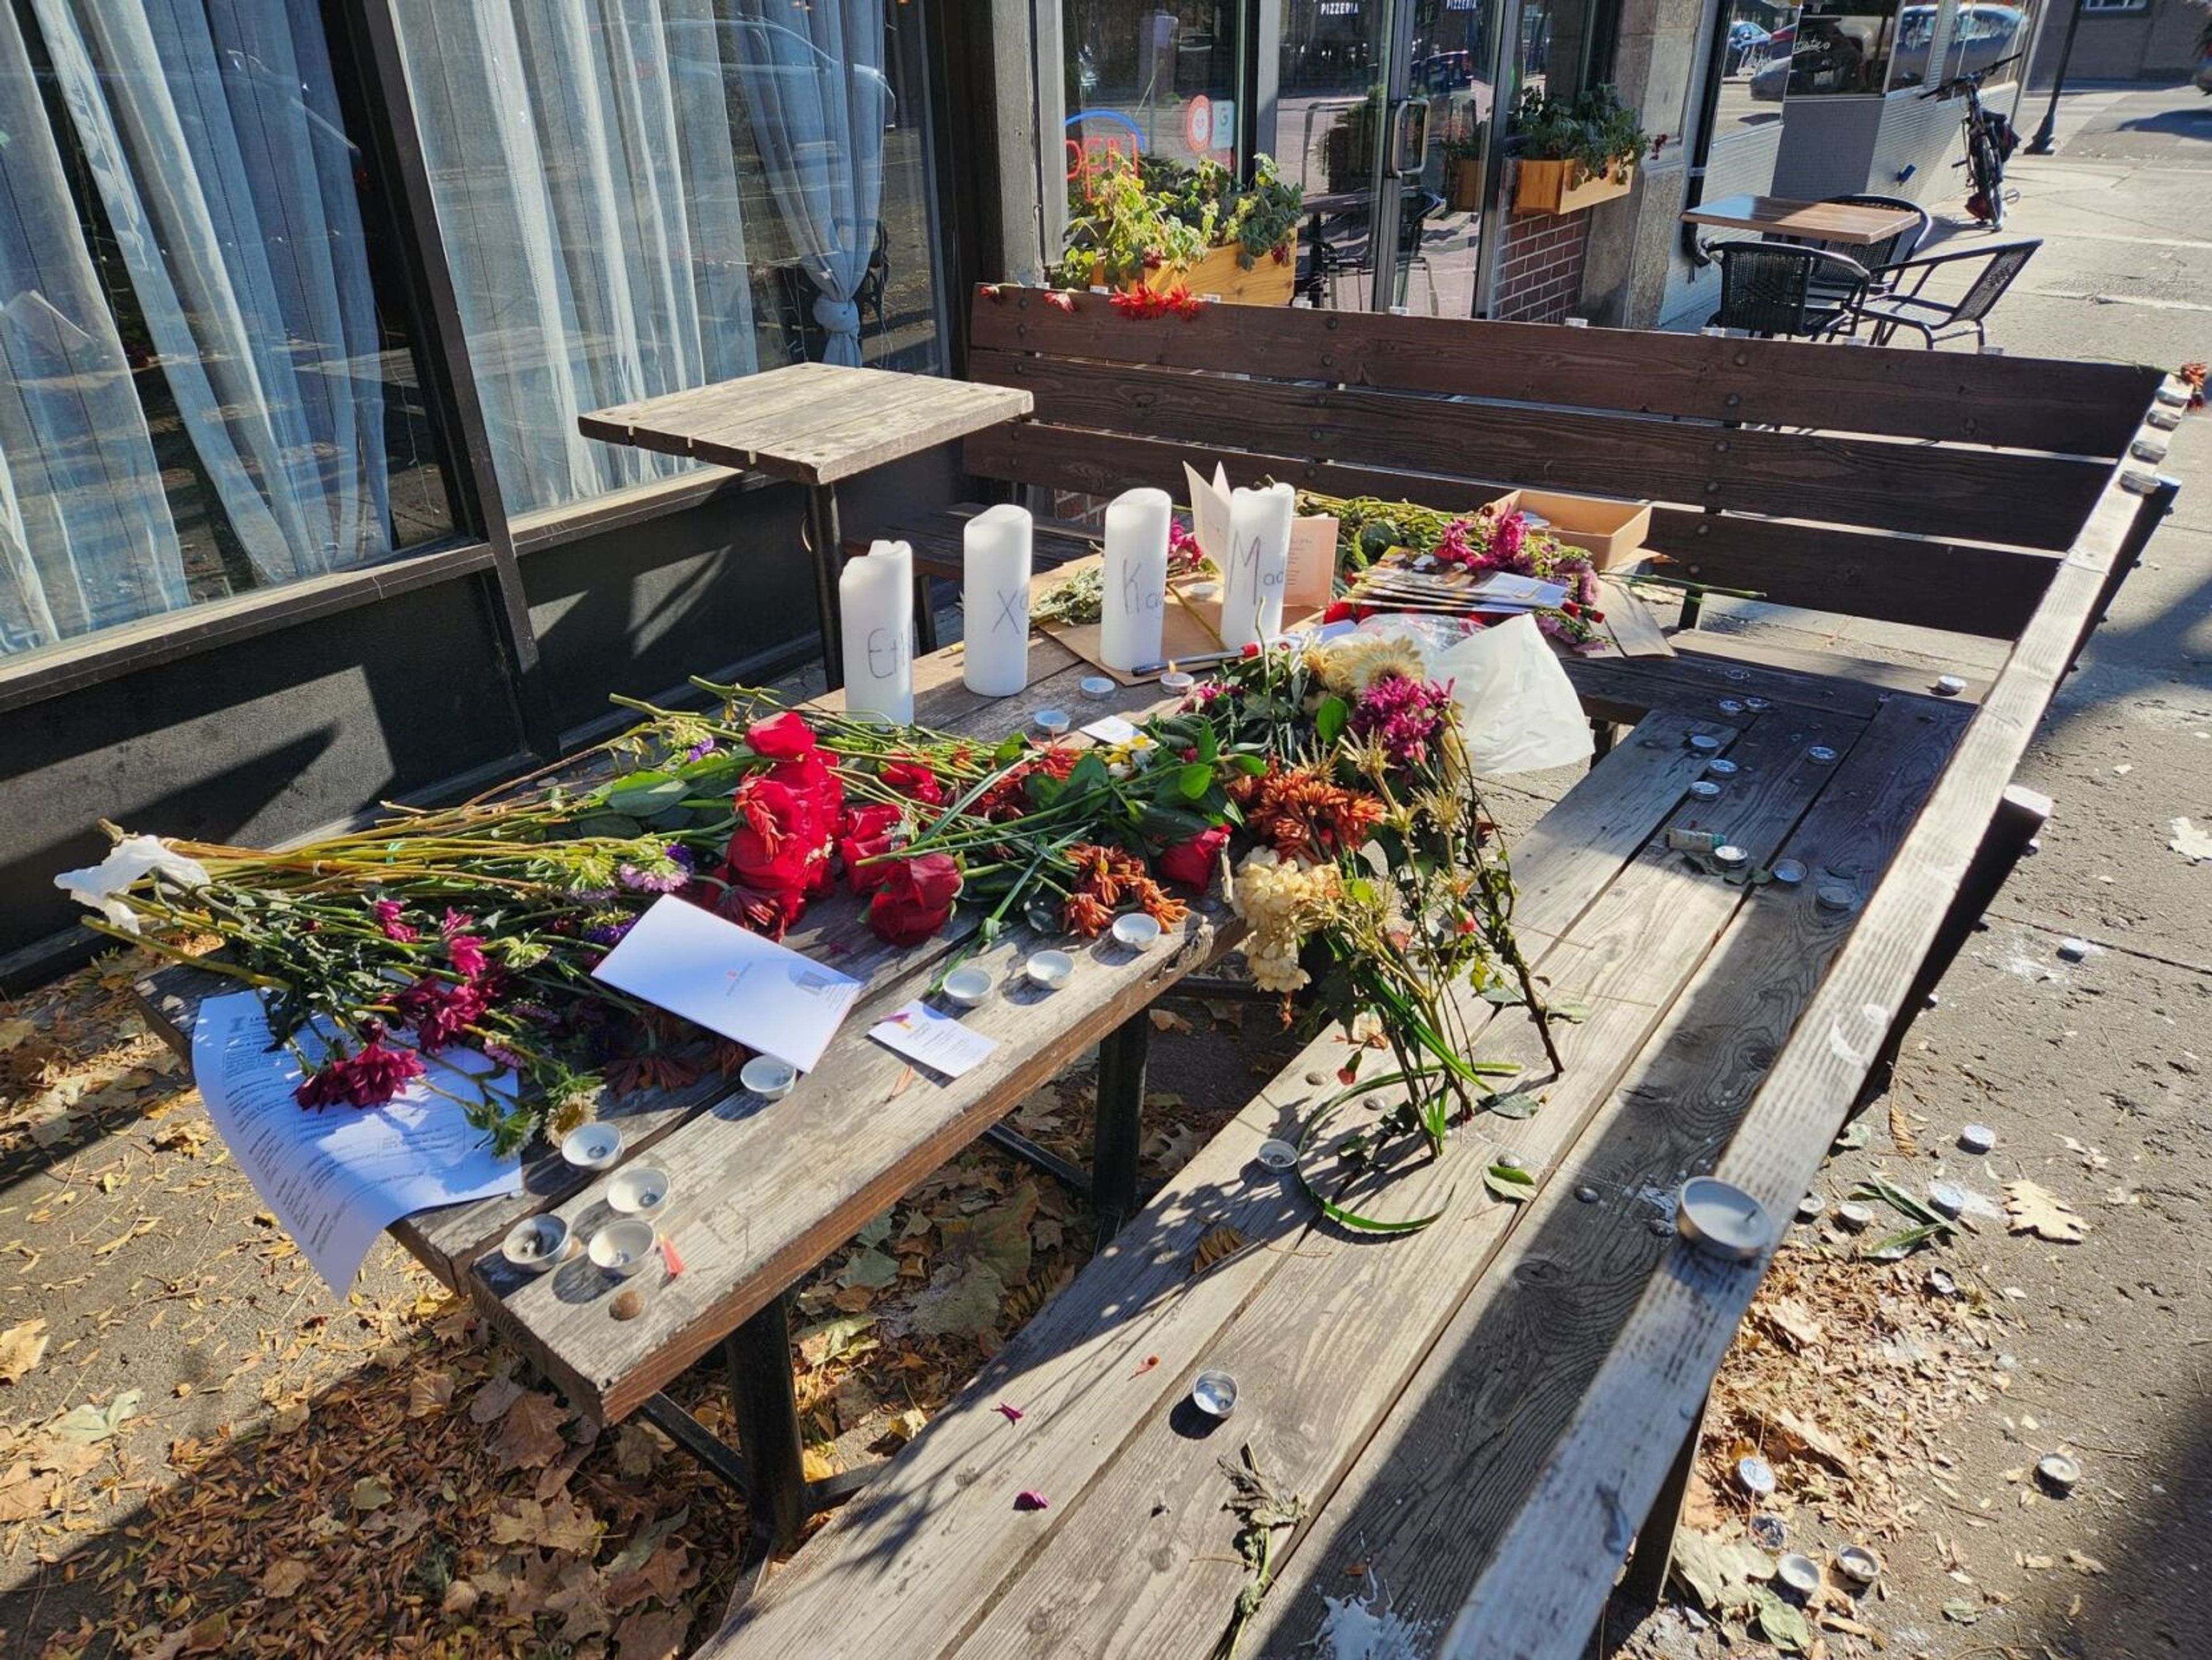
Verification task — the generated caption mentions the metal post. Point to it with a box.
[2024,0,2086,156]
[805,485,846,690]
[1092,1013,1150,1242]
[725,1293,806,1552]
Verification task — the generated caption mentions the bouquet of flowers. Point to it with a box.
[60,633,1560,1186]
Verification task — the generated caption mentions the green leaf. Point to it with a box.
[604,771,688,816]
[572,812,642,840]
[994,733,1028,765]
[1487,1090,1542,1120]
[1175,761,1215,801]
[1483,1163,1537,1203]
[1545,996,1594,1024]
[1195,723,1219,765]
[1478,983,1527,1007]
[1230,753,1268,776]
[1065,753,1110,798]
[1315,694,1350,748]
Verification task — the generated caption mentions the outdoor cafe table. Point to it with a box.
[1679,192,1923,247]
[578,364,1035,689]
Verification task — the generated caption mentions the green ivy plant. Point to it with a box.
[1053,152,1304,286]
[1508,84,1651,177]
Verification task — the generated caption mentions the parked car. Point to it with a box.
[1726,21,1772,76]
[1752,4,2021,99]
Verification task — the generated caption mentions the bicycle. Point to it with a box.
[1920,53,2023,228]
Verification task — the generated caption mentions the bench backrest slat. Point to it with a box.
[969,293,2160,457]
[969,346,2112,550]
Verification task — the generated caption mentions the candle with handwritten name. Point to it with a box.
[1220,482,1296,649]
[1098,487,1171,672]
[840,539,914,724]
[961,505,1033,697]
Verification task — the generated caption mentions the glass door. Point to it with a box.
[1274,0,1506,314]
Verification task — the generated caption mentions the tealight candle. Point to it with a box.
[562,1124,623,1171]
[1025,950,1074,992]
[1111,912,1162,951]
[1158,668,1196,696]
[1033,708,1070,737]
[503,1215,575,1274]
[1099,487,1172,671]
[941,965,993,1008]
[609,1167,674,1220]
[740,1054,797,1099]
[1080,675,1116,699]
[590,1219,657,1279]
[961,504,1033,697]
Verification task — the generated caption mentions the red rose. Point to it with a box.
[1321,600,1357,625]
[726,776,832,903]
[767,746,844,833]
[865,853,963,946]
[747,712,816,760]
[1155,825,1231,890]
[838,803,904,894]
[878,755,945,807]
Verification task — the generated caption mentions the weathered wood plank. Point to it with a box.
[1248,695,1965,1656]
[579,363,1032,486]
[964,422,2071,636]
[1671,629,1990,705]
[1597,577,1676,657]
[477,902,1243,1424]
[1440,439,2168,1660]
[967,349,2108,550]
[694,709,1783,1657]
[968,289,2161,457]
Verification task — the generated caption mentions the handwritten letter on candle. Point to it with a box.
[962,504,1033,696]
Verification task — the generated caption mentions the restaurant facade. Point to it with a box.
[0,0,2044,977]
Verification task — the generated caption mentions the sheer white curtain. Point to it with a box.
[31,0,392,585]
[0,6,187,657]
[730,0,888,369]
[392,0,760,516]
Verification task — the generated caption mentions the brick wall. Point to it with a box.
[1492,209,1592,324]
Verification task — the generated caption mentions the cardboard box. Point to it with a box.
[1493,488,1653,571]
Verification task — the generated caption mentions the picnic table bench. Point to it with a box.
[681,295,2177,1657]
[133,296,2179,1660]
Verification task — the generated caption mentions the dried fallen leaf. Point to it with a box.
[0,1318,50,1384]
[259,1559,311,1599]
[51,1390,141,1444]
[350,1475,393,1511]
[441,1578,480,1617]
[2066,1549,2108,1575]
[408,1369,455,1418]
[1191,1224,1248,1275]
[2005,1180,2086,1243]
[468,1371,527,1425]
[613,1606,692,1660]
[491,1390,571,1471]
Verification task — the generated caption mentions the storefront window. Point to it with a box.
[1782,0,1902,95]
[1938,2,2029,85]
[1722,0,1794,128]
[1064,1,1243,195]
[0,0,454,661]
[393,0,945,520]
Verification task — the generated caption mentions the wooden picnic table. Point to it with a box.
[132,629,1226,1555]
[578,363,1034,687]
[1679,192,1922,247]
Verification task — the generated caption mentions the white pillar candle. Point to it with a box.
[1221,482,1296,649]
[961,504,1033,697]
[840,539,914,724]
[1098,487,1172,672]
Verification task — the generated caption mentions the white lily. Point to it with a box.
[53,835,211,935]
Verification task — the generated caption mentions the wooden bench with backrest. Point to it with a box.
[703,292,2177,1659]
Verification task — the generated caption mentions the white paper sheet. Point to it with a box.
[1469,572,1571,610]
[191,992,524,1295]
[869,1001,1000,1079]
[590,894,862,1071]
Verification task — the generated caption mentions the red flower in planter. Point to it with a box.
[1155,825,1231,890]
[866,853,963,946]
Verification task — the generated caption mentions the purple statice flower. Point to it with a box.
[1349,674,1457,766]
[585,913,638,947]
[618,842,695,895]
[683,738,717,763]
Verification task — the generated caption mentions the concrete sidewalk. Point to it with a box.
[1609,80,2212,1660]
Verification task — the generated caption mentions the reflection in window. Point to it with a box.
[1064,0,1242,196]
[394,0,944,519]
[1938,2,2028,85]
[1784,0,1901,96]
[0,0,453,660]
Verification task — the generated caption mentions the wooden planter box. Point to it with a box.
[1445,154,1484,212]
[1513,158,1635,217]
[1093,242,1298,307]
[1492,487,1653,571]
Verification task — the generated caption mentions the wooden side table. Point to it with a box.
[582,362,1033,687]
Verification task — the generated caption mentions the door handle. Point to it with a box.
[1386,97,1431,178]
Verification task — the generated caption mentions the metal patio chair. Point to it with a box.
[1705,239,1872,339]
[1843,237,2041,348]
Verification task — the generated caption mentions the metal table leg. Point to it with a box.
[804,483,845,690]
[725,1292,806,1552]
[1092,1013,1150,1243]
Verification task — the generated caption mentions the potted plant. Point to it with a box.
[1440,121,1486,212]
[1509,84,1650,215]
[1053,153,1304,306]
